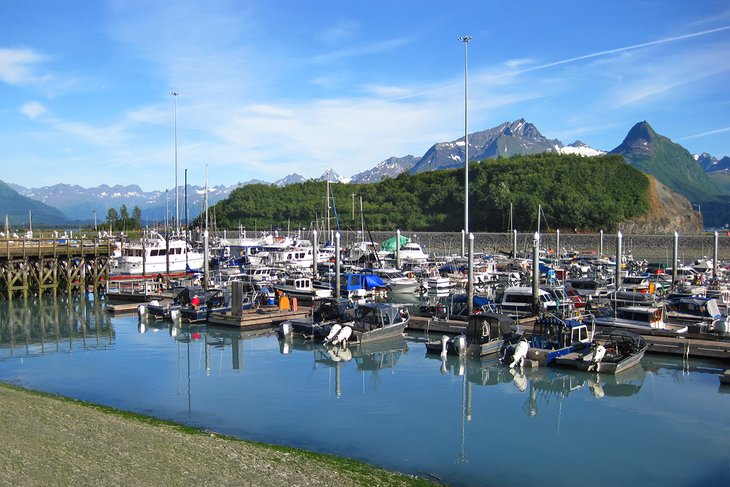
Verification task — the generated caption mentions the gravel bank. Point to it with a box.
[0,384,434,487]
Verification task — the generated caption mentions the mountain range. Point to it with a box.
[3,118,728,227]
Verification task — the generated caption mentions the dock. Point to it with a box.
[644,335,730,361]
[107,302,143,314]
[0,237,112,298]
[207,306,311,329]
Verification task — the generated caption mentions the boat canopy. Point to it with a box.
[380,235,410,252]
[453,294,497,308]
[466,312,515,344]
[341,273,386,291]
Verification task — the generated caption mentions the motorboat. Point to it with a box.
[397,242,429,265]
[332,302,410,344]
[593,306,688,335]
[663,295,729,333]
[114,231,204,275]
[462,312,523,358]
[554,329,647,374]
[523,314,594,366]
[363,268,420,293]
[496,286,561,318]
[273,276,333,301]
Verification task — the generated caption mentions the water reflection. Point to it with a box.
[279,335,408,398]
[424,349,646,417]
[0,296,114,358]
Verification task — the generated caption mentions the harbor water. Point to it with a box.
[1,296,729,487]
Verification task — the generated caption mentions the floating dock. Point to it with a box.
[207,306,311,330]
[644,335,730,361]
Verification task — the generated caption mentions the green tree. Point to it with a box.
[106,208,119,231]
[119,205,129,232]
[132,206,142,230]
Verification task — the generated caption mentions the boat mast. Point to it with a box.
[326,179,331,244]
[204,163,209,291]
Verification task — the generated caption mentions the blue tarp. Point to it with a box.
[341,273,386,291]
[452,294,496,307]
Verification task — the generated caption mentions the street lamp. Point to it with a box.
[171,91,179,235]
[459,35,472,251]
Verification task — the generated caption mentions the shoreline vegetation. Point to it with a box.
[0,383,436,486]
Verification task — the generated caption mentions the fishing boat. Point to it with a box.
[663,295,730,333]
[114,231,204,275]
[593,306,689,335]
[554,329,647,374]
[496,286,561,318]
[327,302,410,344]
[177,288,230,323]
[426,312,522,358]
[273,276,333,301]
[523,314,594,366]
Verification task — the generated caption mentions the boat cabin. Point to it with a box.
[465,313,516,347]
[497,286,558,317]
[530,316,592,351]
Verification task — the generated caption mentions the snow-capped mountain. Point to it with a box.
[695,152,730,173]
[318,169,350,183]
[557,140,606,157]
[12,182,245,222]
[411,119,566,174]
[273,174,306,187]
[350,156,418,183]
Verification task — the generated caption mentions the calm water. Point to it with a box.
[1,296,729,487]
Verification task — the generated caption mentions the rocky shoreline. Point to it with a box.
[0,383,434,486]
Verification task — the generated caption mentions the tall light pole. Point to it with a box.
[459,35,472,252]
[171,91,180,235]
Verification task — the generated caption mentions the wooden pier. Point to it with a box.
[0,238,112,299]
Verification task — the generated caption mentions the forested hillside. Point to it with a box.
[210,153,650,232]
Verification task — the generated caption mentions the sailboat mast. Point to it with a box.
[204,163,209,290]
[326,179,331,243]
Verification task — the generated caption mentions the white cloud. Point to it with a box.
[0,47,47,85]
[19,101,47,119]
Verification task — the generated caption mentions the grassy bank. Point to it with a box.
[0,383,437,486]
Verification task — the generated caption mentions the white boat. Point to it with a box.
[274,276,333,301]
[593,306,688,334]
[497,286,561,318]
[366,268,420,293]
[113,231,204,275]
[398,242,429,264]
[250,237,314,269]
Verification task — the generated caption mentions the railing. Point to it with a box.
[0,237,113,260]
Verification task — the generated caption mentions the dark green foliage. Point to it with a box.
[210,154,650,232]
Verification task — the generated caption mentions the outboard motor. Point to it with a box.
[324,324,342,344]
[332,325,352,346]
[170,308,181,321]
[440,335,450,357]
[279,321,293,338]
[453,335,467,355]
[137,303,147,318]
[510,340,529,369]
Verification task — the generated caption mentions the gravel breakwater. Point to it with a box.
[330,231,730,263]
[0,384,435,487]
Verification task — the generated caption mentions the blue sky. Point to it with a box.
[1,0,729,191]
